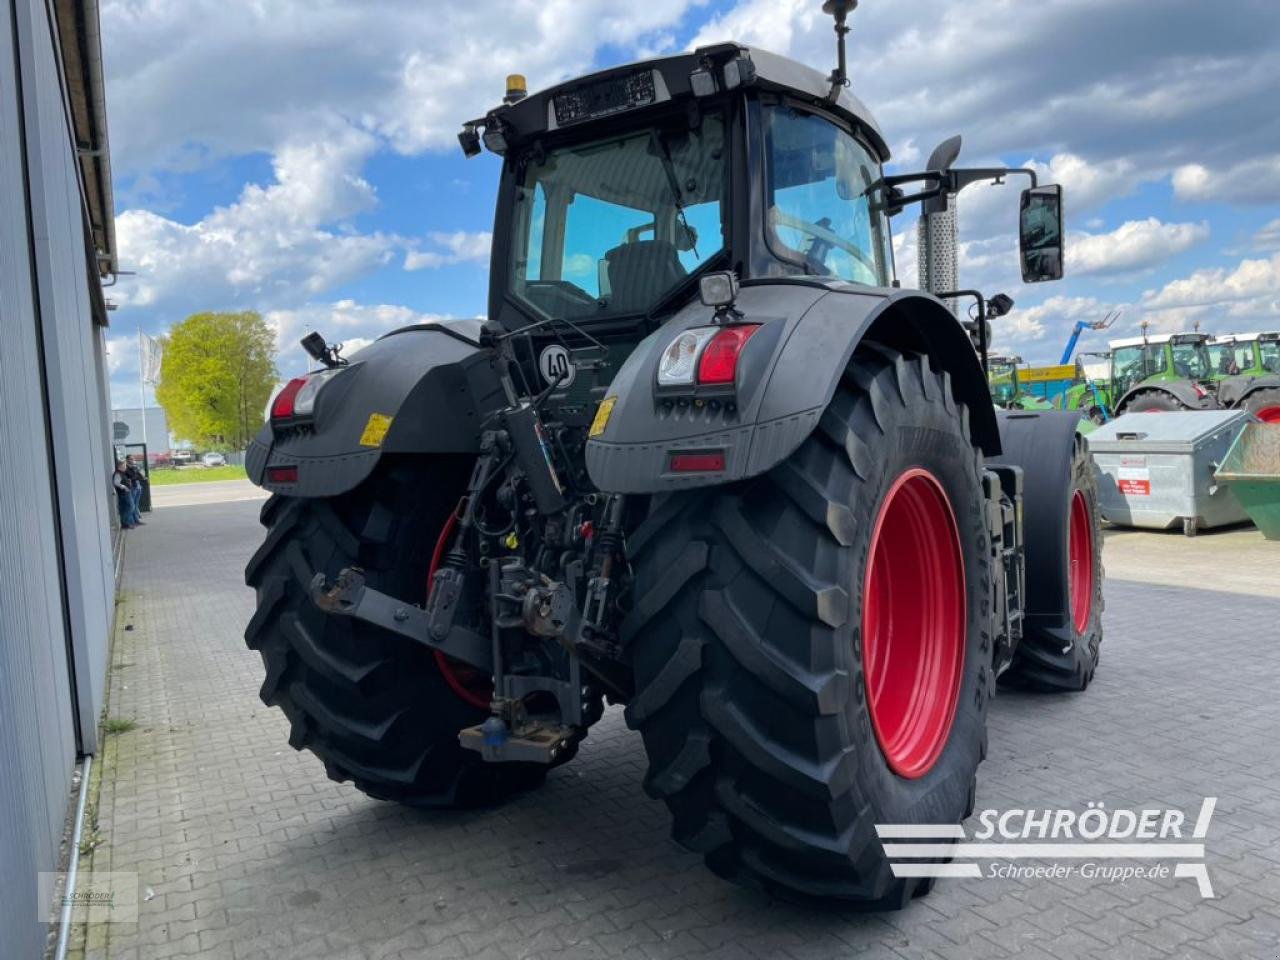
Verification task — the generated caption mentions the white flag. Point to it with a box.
[140,332,164,385]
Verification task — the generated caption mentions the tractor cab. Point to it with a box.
[1210,332,1280,378]
[467,44,897,343]
[1107,333,1213,396]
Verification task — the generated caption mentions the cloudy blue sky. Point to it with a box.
[101,0,1280,408]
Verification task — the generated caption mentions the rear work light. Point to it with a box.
[656,324,761,388]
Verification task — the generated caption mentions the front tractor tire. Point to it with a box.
[1000,437,1104,691]
[624,345,993,905]
[244,460,548,807]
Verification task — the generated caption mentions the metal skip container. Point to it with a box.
[1215,423,1280,540]
[1087,410,1251,536]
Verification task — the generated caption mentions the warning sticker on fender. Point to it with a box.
[1118,465,1151,496]
[359,413,394,447]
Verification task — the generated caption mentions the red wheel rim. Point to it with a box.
[1067,491,1094,634]
[861,469,966,780]
[427,511,492,710]
[1256,406,1280,423]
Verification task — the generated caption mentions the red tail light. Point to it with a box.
[266,465,298,484]
[697,325,761,384]
[271,377,308,419]
[669,451,726,473]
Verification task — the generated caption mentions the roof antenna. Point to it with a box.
[823,0,858,101]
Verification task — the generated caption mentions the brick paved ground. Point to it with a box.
[79,489,1280,960]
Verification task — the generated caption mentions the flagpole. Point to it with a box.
[138,325,148,456]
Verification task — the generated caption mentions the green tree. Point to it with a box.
[155,311,278,450]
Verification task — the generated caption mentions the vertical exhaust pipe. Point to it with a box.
[916,135,963,315]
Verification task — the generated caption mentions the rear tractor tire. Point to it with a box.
[244,459,552,807]
[1000,437,1104,691]
[624,344,993,905]
[1122,391,1185,414]
[1241,387,1280,423]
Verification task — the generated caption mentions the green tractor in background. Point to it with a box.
[1208,332,1280,422]
[1060,352,1114,423]
[987,355,1056,411]
[1062,332,1218,416]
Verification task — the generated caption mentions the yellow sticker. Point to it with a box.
[589,396,617,439]
[359,413,394,447]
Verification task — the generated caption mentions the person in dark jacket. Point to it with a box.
[124,456,147,526]
[113,461,136,529]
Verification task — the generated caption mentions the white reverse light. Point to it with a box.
[657,328,718,386]
[293,367,344,417]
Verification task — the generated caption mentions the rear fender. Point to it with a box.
[1226,374,1280,408]
[246,322,502,498]
[585,282,999,493]
[989,410,1083,629]
[1116,381,1212,413]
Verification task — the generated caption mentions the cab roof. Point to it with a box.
[486,43,891,160]
[1213,332,1280,342]
[1109,332,1210,349]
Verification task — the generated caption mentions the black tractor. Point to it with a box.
[244,2,1103,907]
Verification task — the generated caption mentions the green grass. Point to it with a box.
[148,464,247,485]
[102,717,136,734]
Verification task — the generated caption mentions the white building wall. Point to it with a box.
[0,0,116,955]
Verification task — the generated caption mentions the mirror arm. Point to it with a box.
[885,185,946,216]
[882,167,1037,216]
[882,171,948,216]
[948,166,1038,193]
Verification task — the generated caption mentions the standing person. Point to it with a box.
[113,461,136,529]
[125,455,147,526]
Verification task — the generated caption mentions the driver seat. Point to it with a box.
[605,240,685,313]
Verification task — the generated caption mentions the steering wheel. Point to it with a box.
[771,210,879,277]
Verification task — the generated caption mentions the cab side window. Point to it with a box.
[764,106,892,286]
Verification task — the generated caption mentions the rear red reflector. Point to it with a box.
[266,465,298,483]
[697,324,761,385]
[669,452,726,473]
[271,377,308,419]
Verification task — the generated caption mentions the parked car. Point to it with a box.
[201,452,227,467]
[172,449,196,465]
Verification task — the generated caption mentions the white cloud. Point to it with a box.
[404,231,493,270]
[264,299,464,376]
[1251,219,1280,252]
[689,0,1280,206]
[1030,154,1148,214]
[690,0,815,52]
[115,124,395,311]
[995,252,1280,359]
[1142,252,1280,312]
[106,334,138,378]
[103,0,704,173]
[1069,218,1209,277]
[1173,157,1280,205]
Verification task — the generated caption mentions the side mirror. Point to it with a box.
[1019,184,1064,283]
